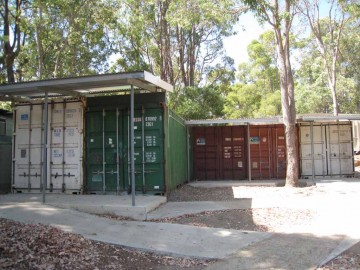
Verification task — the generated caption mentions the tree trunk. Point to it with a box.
[273,0,299,187]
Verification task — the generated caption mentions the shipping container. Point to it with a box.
[85,93,187,194]
[193,125,247,180]
[353,121,360,153]
[13,99,84,193]
[0,109,12,193]
[0,138,12,193]
[165,109,188,192]
[249,125,287,179]
[299,122,353,177]
[192,124,288,181]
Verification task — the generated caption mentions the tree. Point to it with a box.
[170,85,225,120]
[244,0,299,187]
[223,84,261,118]
[0,0,27,83]
[298,0,351,116]
[295,17,360,114]
[17,0,116,80]
[114,0,238,88]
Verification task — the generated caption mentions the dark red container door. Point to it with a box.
[250,125,287,179]
[193,126,247,180]
[219,126,246,180]
[250,126,271,178]
[193,127,219,180]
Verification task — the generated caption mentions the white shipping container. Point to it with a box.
[299,123,353,177]
[13,99,84,193]
[353,121,360,153]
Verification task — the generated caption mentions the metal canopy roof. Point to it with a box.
[297,114,360,122]
[185,117,283,126]
[185,114,360,126]
[0,71,173,101]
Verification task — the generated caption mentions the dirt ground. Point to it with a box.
[150,208,316,232]
[0,218,213,270]
[166,184,360,269]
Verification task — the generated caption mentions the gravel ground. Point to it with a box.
[149,208,316,232]
[320,241,360,269]
[166,184,360,269]
[0,218,213,270]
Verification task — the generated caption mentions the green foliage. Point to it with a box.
[169,86,225,120]
[295,20,360,114]
[0,102,12,111]
[113,0,239,87]
[17,0,116,80]
[223,84,261,118]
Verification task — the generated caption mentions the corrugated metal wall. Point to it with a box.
[249,125,287,179]
[0,138,12,193]
[85,93,187,194]
[299,122,353,177]
[353,121,360,153]
[192,124,288,180]
[13,100,84,193]
[165,109,187,192]
[193,126,248,180]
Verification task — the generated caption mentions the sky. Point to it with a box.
[223,12,270,69]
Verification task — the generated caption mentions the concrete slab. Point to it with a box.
[0,194,166,220]
[0,203,272,259]
[189,180,314,188]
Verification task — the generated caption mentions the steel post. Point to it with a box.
[310,122,315,180]
[42,92,49,204]
[247,123,251,181]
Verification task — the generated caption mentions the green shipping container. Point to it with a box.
[85,93,188,194]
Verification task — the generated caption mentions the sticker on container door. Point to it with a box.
[53,128,62,137]
[252,162,258,168]
[67,128,75,137]
[146,152,157,162]
[53,149,62,158]
[20,114,28,121]
[196,138,206,145]
[238,161,243,168]
[262,137,267,142]
[66,149,75,158]
[250,137,259,144]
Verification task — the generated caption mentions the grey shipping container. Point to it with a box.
[13,99,84,193]
[299,122,354,177]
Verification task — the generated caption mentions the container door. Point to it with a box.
[220,126,246,180]
[86,109,123,193]
[14,104,43,190]
[327,124,353,175]
[193,126,219,180]
[300,125,327,176]
[124,107,165,193]
[273,126,287,178]
[49,102,83,192]
[250,126,272,179]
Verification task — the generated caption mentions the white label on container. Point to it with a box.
[253,162,258,169]
[238,161,243,168]
[154,186,159,189]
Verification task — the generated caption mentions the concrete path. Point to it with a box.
[0,194,166,220]
[0,203,271,259]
